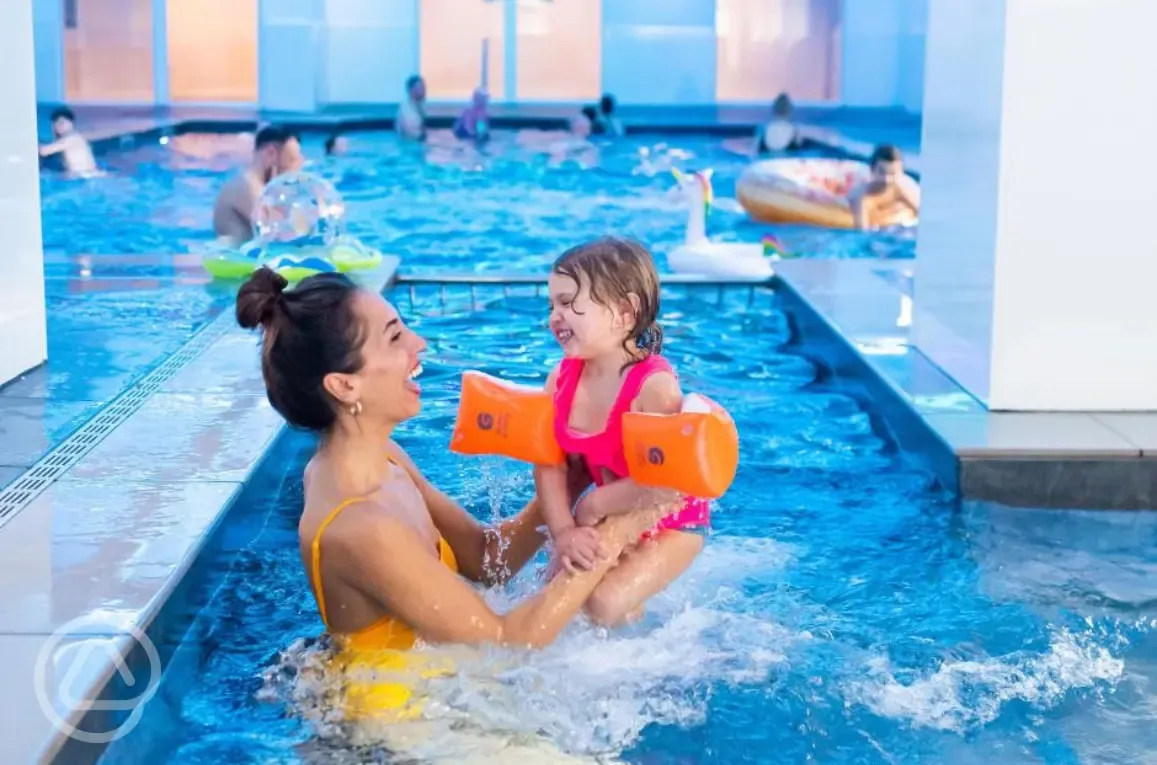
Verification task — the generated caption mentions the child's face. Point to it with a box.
[871,159,903,187]
[547,272,632,360]
[52,116,73,137]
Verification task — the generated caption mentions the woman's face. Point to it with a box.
[341,291,426,423]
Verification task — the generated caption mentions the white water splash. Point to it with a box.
[848,628,1125,733]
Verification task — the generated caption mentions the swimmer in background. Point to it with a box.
[453,88,491,143]
[536,237,708,627]
[211,125,295,245]
[397,74,427,141]
[848,144,920,231]
[723,92,804,158]
[281,130,306,173]
[593,93,624,137]
[38,106,98,177]
[324,132,350,156]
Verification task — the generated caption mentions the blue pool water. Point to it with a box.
[39,131,914,282]
[95,283,1157,765]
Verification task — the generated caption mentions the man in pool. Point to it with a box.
[848,144,920,230]
[39,106,98,176]
[212,125,296,244]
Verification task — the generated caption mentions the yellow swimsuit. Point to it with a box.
[309,473,459,720]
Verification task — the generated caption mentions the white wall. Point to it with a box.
[32,0,63,104]
[322,0,417,106]
[840,0,926,112]
[0,0,48,386]
[259,0,323,112]
[602,0,717,105]
[916,0,1157,411]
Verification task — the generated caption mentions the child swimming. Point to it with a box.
[536,237,708,627]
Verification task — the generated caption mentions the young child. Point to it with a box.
[38,106,98,177]
[536,237,709,627]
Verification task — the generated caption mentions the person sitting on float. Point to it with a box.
[848,144,920,231]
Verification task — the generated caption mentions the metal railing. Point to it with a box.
[390,272,775,315]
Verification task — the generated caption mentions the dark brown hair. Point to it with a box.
[236,267,366,432]
[552,236,663,365]
[870,144,902,168]
[772,92,794,118]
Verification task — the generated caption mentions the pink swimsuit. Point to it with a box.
[553,354,711,537]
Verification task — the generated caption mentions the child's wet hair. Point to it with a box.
[552,236,663,362]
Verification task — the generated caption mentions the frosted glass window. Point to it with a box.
[65,0,154,102]
[516,0,601,101]
[420,0,505,100]
[167,0,258,102]
[716,0,841,103]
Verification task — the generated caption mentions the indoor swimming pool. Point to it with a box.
[92,284,1155,765]
[38,130,915,283]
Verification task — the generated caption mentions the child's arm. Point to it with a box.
[536,367,603,570]
[574,371,686,527]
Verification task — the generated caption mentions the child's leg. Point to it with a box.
[584,530,704,628]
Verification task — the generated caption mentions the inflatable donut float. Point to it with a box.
[737,158,918,229]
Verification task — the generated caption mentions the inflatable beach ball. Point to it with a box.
[253,171,346,245]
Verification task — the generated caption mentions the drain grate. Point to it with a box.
[0,312,235,531]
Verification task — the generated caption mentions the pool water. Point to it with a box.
[98,284,1155,765]
[39,131,915,282]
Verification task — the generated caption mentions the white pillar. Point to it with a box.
[259,0,323,112]
[601,0,717,105]
[914,0,1157,411]
[0,0,47,386]
[32,0,64,104]
[319,0,417,106]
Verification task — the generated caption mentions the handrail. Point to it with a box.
[393,272,775,286]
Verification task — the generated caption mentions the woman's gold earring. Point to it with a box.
[349,401,362,417]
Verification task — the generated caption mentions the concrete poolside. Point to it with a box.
[774,259,1157,509]
[0,259,398,764]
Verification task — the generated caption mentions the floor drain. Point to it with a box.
[0,311,235,531]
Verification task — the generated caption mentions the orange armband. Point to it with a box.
[449,370,566,466]
[621,394,739,499]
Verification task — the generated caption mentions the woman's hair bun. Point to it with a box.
[236,267,289,330]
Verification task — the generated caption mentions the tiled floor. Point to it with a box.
[0,281,226,491]
[0,258,400,761]
[774,259,1157,508]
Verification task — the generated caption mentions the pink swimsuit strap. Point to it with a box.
[553,354,674,484]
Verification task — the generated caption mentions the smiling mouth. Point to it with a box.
[408,363,423,380]
[556,329,573,343]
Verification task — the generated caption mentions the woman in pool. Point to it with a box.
[235,267,675,652]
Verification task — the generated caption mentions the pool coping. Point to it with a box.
[771,259,1157,510]
[75,111,914,179]
[1,258,398,765]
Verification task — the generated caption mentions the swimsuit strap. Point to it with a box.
[607,355,674,424]
[309,496,364,630]
[309,454,401,630]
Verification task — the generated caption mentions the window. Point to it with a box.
[515,0,600,101]
[420,0,505,100]
[716,0,840,103]
[64,0,154,102]
[167,0,258,102]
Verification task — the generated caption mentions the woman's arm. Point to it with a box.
[386,441,545,586]
[575,371,686,526]
[340,503,665,649]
